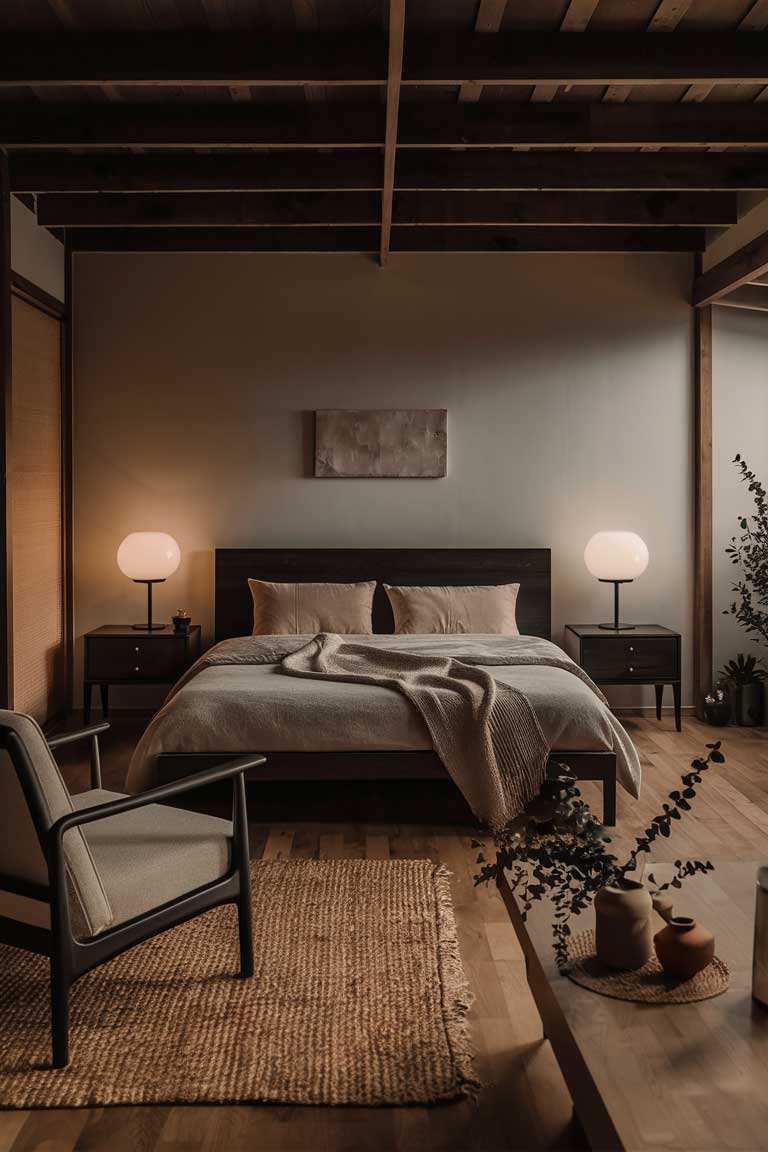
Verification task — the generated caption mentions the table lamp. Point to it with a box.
[584,531,649,631]
[117,532,181,631]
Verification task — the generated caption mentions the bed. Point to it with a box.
[127,548,642,825]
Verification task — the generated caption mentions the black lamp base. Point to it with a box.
[132,578,167,632]
[598,578,634,631]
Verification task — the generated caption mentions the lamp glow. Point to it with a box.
[584,531,649,631]
[117,532,180,631]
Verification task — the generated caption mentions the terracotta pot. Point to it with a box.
[654,916,715,979]
[594,880,654,971]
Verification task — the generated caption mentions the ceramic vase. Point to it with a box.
[733,683,765,727]
[654,916,715,979]
[594,880,654,970]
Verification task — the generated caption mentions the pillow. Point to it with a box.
[248,579,375,636]
[384,583,520,635]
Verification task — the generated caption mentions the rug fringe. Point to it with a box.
[433,865,482,1100]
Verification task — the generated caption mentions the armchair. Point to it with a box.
[0,710,265,1068]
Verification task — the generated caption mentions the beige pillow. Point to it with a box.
[249,579,375,636]
[384,583,520,635]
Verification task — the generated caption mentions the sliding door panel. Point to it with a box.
[11,295,64,723]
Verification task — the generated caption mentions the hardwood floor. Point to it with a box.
[2,714,767,1152]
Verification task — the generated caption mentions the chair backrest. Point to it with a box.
[0,711,112,936]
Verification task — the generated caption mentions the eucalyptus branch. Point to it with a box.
[474,742,725,972]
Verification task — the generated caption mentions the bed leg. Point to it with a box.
[603,774,617,827]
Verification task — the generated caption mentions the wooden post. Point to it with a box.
[0,152,11,708]
[693,293,713,719]
[63,234,74,713]
[380,0,405,266]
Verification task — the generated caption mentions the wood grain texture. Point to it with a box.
[4,714,765,1152]
[380,0,405,265]
[693,300,713,721]
[499,860,768,1152]
[10,297,64,723]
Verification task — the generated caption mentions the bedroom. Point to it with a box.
[2,2,768,1150]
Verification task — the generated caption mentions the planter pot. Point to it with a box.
[703,696,731,727]
[732,683,765,727]
[654,916,715,979]
[594,880,654,971]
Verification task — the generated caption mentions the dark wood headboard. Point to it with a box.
[214,548,551,642]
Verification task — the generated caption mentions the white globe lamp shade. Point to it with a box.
[117,532,181,582]
[584,532,649,582]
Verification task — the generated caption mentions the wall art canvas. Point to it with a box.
[314,409,447,478]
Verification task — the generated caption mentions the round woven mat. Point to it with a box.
[565,929,729,1004]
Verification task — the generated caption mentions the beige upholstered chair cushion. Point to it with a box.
[72,790,233,928]
[384,583,520,635]
[0,711,112,937]
[249,579,375,636]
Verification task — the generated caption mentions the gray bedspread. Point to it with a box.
[126,633,641,802]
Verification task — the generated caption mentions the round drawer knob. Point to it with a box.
[133,665,140,672]
[134,646,139,652]
[629,666,634,672]
[629,646,634,652]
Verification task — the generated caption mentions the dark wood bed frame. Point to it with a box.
[156,548,617,825]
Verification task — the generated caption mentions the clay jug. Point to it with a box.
[594,880,653,970]
[654,916,715,979]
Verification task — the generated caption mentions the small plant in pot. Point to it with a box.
[474,743,724,973]
[718,654,766,727]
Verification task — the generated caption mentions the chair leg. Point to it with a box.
[50,955,71,1068]
[233,772,254,978]
[238,887,254,978]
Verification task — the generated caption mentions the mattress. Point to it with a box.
[127,633,641,797]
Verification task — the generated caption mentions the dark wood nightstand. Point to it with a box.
[83,625,202,722]
[563,624,682,732]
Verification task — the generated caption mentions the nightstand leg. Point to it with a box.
[655,684,664,721]
[99,683,109,719]
[84,683,92,725]
[673,683,682,732]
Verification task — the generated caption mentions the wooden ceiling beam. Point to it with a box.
[7,103,768,150]
[714,284,768,311]
[693,229,768,305]
[0,105,384,149]
[13,151,768,193]
[10,153,383,192]
[396,103,768,148]
[5,31,768,89]
[36,190,736,228]
[65,225,705,254]
[380,0,405,266]
[459,0,508,105]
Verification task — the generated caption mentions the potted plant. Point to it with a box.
[723,455,768,726]
[718,654,766,726]
[474,742,723,972]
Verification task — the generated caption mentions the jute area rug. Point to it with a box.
[0,859,478,1109]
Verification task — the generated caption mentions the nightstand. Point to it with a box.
[564,624,682,732]
[83,625,202,722]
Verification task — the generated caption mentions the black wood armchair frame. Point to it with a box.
[0,721,265,1068]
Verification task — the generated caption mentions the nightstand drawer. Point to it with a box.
[86,637,187,681]
[581,637,678,681]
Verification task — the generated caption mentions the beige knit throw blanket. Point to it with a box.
[282,633,549,830]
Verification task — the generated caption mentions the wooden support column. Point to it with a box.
[380,0,405,266]
[0,153,11,708]
[693,290,713,719]
[63,234,74,713]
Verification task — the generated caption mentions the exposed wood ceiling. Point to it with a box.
[3,0,768,268]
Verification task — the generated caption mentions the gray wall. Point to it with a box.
[73,252,694,708]
[713,305,768,678]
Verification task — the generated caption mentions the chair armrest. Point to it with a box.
[49,753,266,842]
[47,722,110,750]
